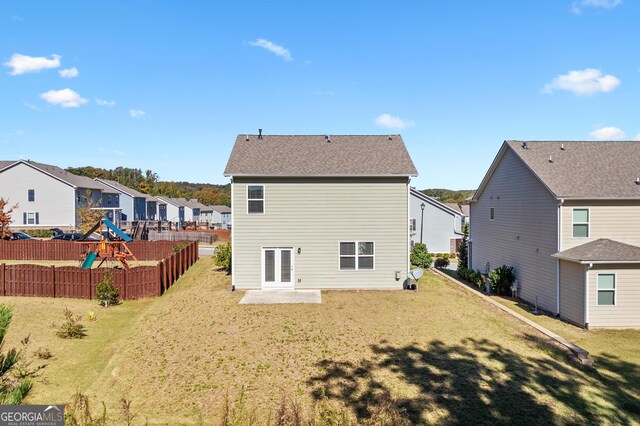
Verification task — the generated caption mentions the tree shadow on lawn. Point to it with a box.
[308,336,639,425]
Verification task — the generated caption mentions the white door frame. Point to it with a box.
[261,247,295,290]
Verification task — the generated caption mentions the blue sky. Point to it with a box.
[1,0,638,189]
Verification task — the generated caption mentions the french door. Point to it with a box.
[261,248,294,289]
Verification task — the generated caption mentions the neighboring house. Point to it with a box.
[409,187,464,253]
[211,205,231,229]
[95,179,154,221]
[156,197,186,225]
[180,199,212,223]
[224,133,418,290]
[470,141,640,328]
[171,198,194,222]
[444,202,469,226]
[0,160,120,230]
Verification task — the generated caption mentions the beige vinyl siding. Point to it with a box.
[232,177,408,289]
[588,264,640,328]
[470,148,559,312]
[559,260,585,326]
[561,201,640,250]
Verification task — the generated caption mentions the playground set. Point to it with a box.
[79,219,138,269]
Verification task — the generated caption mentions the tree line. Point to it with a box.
[66,166,230,206]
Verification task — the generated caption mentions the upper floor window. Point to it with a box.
[247,185,264,214]
[28,189,35,202]
[490,208,495,220]
[572,208,589,238]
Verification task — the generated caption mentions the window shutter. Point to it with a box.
[23,212,27,224]
[412,219,417,231]
[35,212,40,225]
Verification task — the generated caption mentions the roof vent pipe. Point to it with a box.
[245,135,249,141]
[522,142,527,149]
[561,144,565,150]
[636,177,640,185]
[548,155,553,163]
[258,129,263,139]
[327,135,331,142]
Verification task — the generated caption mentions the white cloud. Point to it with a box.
[129,109,145,119]
[23,101,42,111]
[248,38,293,61]
[4,53,61,75]
[589,126,626,140]
[58,67,78,78]
[572,0,622,14]
[375,113,415,129]
[95,98,116,107]
[40,88,88,108]
[542,68,620,95]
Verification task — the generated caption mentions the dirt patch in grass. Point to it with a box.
[2,260,639,424]
[0,260,158,268]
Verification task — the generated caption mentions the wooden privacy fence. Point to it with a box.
[0,240,182,261]
[0,241,198,300]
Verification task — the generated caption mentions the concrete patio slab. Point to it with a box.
[239,290,322,305]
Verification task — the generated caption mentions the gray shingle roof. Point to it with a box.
[0,161,15,170]
[211,205,231,214]
[95,178,160,201]
[224,134,418,177]
[506,141,640,199]
[553,239,640,263]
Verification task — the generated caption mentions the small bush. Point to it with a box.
[52,308,87,339]
[449,253,457,259]
[33,347,52,360]
[87,311,97,321]
[488,265,516,295]
[457,266,484,288]
[64,391,107,426]
[410,243,433,269]
[0,304,13,341]
[172,241,189,253]
[20,229,54,238]
[214,242,232,274]
[96,272,119,307]
[434,258,450,269]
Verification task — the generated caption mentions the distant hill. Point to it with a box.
[66,166,230,206]
[420,188,474,204]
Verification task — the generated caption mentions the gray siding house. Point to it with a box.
[470,141,640,328]
[224,134,418,290]
[211,205,231,229]
[95,179,160,221]
[156,197,186,225]
[410,187,464,253]
[0,160,120,230]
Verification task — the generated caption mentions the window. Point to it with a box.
[573,208,589,238]
[490,208,495,220]
[28,189,35,202]
[339,241,375,270]
[247,185,264,214]
[107,195,112,206]
[410,218,416,232]
[23,212,39,225]
[597,274,615,306]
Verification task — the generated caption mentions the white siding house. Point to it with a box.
[211,205,231,229]
[470,141,640,328]
[409,188,464,253]
[224,134,418,290]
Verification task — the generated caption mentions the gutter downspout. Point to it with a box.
[584,262,592,328]
[230,177,235,291]
[556,198,564,316]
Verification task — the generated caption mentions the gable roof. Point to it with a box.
[156,197,185,207]
[473,141,640,201]
[184,199,212,211]
[410,188,462,217]
[1,160,111,191]
[95,178,161,201]
[224,134,418,177]
[553,239,640,264]
[211,205,231,214]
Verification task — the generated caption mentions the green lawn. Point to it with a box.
[1,260,639,424]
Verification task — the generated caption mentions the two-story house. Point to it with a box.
[224,133,418,290]
[409,187,465,253]
[0,160,121,230]
[211,205,231,229]
[470,141,640,328]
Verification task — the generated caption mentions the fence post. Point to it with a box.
[196,240,199,261]
[122,269,127,301]
[0,263,4,297]
[51,265,56,298]
[159,261,164,295]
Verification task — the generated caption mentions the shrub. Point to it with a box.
[0,304,13,341]
[64,391,107,426]
[96,272,119,307]
[488,265,516,296]
[33,347,52,360]
[410,243,433,269]
[214,242,232,274]
[0,303,32,405]
[434,258,450,269]
[52,308,87,339]
[457,223,469,269]
[449,253,457,259]
[172,241,189,253]
[87,311,97,322]
[20,229,54,238]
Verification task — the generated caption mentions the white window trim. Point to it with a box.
[338,241,375,271]
[572,208,590,238]
[596,272,616,307]
[246,184,265,215]
[25,211,37,225]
